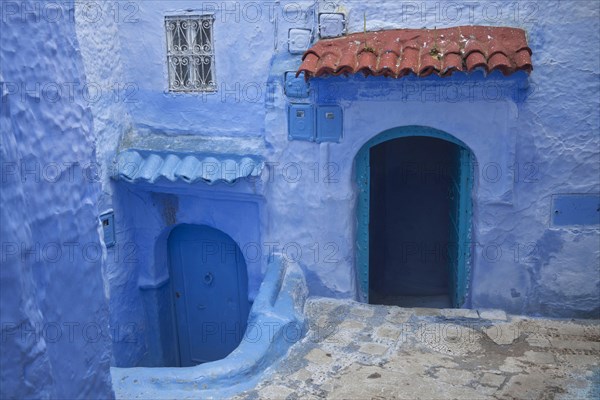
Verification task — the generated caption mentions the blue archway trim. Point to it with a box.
[354,126,474,306]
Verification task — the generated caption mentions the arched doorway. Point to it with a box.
[168,224,250,366]
[355,126,474,308]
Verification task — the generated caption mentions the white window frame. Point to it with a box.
[165,14,216,92]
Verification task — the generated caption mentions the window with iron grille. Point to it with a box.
[165,15,216,92]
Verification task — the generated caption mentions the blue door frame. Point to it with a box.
[355,126,474,307]
[168,224,249,366]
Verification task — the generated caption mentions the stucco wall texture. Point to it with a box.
[1,0,599,394]
[1,0,114,398]
[74,0,600,369]
[88,0,598,324]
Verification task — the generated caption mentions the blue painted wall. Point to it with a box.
[115,0,275,136]
[1,0,598,395]
[71,0,599,369]
[0,1,114,397]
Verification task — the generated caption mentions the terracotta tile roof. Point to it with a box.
[297,26,532,79]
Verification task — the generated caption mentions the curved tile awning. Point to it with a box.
[114,150,264,185]
[298,25,532,79]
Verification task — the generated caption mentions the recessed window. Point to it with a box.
[165,15,216,92]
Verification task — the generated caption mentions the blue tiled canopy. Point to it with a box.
[113,150,264,185]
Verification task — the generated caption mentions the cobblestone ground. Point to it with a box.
[235,298,600,400]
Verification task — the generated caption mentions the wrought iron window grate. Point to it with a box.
[165,15,216,92]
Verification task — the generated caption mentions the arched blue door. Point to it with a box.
[355,126,473,308]
[168,224,249,366]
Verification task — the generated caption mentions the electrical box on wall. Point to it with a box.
[288,104,343,143]
[288,28,312,54]
[552,194,600,226]
[285,72,309,98]
[100,210,115,247]
[316,105,343,142]
[288,104,314,141]
[319,13,346,38]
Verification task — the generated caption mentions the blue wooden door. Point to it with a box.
[355,147,370,303]
[448,148,473,307]
[168,224,249,366]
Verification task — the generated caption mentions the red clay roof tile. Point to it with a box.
[297,26,532,79]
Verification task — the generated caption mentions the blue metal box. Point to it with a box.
[318,13,346,38]
[552,194,600,226]
[285,72,309,98]
[316,105,343,142]
[100,210,115,247]
[288,104,314,141]
[288,28,312,54]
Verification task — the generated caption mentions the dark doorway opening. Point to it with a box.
[369,136,460,308]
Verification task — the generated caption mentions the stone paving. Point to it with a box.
[235,297,600,400]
